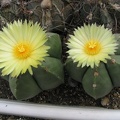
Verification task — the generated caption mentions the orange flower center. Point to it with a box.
[14,42,32,59]
[84,40,101,55]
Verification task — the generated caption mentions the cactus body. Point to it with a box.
[33,57,64,90]
[106,56,120,87]
[46,33,62,59]
[65,59,120,99]
[6,33,64,100]
[65,59,87,82]
[65,34,120,99]
[9,57,64,100]
[82,63,113,99]
[9,72,41,100]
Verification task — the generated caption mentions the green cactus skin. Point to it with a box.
[66,59,120,99]
[33,57,64,90]
[9,72,41,100]
[5,31,63,100]
[106,56,120,87]
[65,59,88,82]
[8,57,64,100]
[1,32,63,100]
[65,59,120,99]
[82,63,113,99]
[65,34,120,99]
[65,61,114,99]
[104,34,120,87]
[46,33,62,59]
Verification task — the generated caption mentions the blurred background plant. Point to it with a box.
[1,0,120,32]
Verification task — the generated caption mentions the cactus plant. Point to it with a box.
[0,20,64,100]
[65,24,120,99]
[0,0,120,101]
[9,56,64,100]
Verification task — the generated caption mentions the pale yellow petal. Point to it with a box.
[0,20,49,77]
[67,24,118,68]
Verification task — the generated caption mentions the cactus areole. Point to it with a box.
[66,24,120,99]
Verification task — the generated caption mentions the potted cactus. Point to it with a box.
[0,20,64,100]
[0,0,120,119]
[65,24,120,99]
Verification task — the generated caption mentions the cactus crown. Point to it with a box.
[67,24,118,68]
[0,20,50,77]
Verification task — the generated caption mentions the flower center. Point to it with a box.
[84,40,101,55]
[14,42,32,59]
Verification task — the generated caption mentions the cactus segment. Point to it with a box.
[65,59,88,82]
[46,33,62,59]
[106,57,120,87]
[114,34,120,55]
[33,57,64,90]
[9,72,41,100]
[82,63,113,99]
[111,55,120,64]
[65,33,120,99]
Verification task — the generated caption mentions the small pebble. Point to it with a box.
[113,105,118,109]
[101,97,110,106]
[113,93,118,97]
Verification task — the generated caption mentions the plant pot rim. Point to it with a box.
[0,99,120,120]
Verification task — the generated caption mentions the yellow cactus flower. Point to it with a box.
[0,20,50,77]
[67,24,118,68]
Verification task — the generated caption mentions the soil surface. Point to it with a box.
[0,20,120,120]
[0,76,120,120]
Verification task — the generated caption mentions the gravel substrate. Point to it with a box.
[0,77,120,120]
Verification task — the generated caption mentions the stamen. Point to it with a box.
[84,40,101,55]
[14,42,32,59]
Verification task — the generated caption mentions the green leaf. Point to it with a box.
[82,63,113,99]
[65,59,88,82]
[9,72,41,100]
[106,59,120,87]
[33,57,64,90]
[46,33,62,59]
